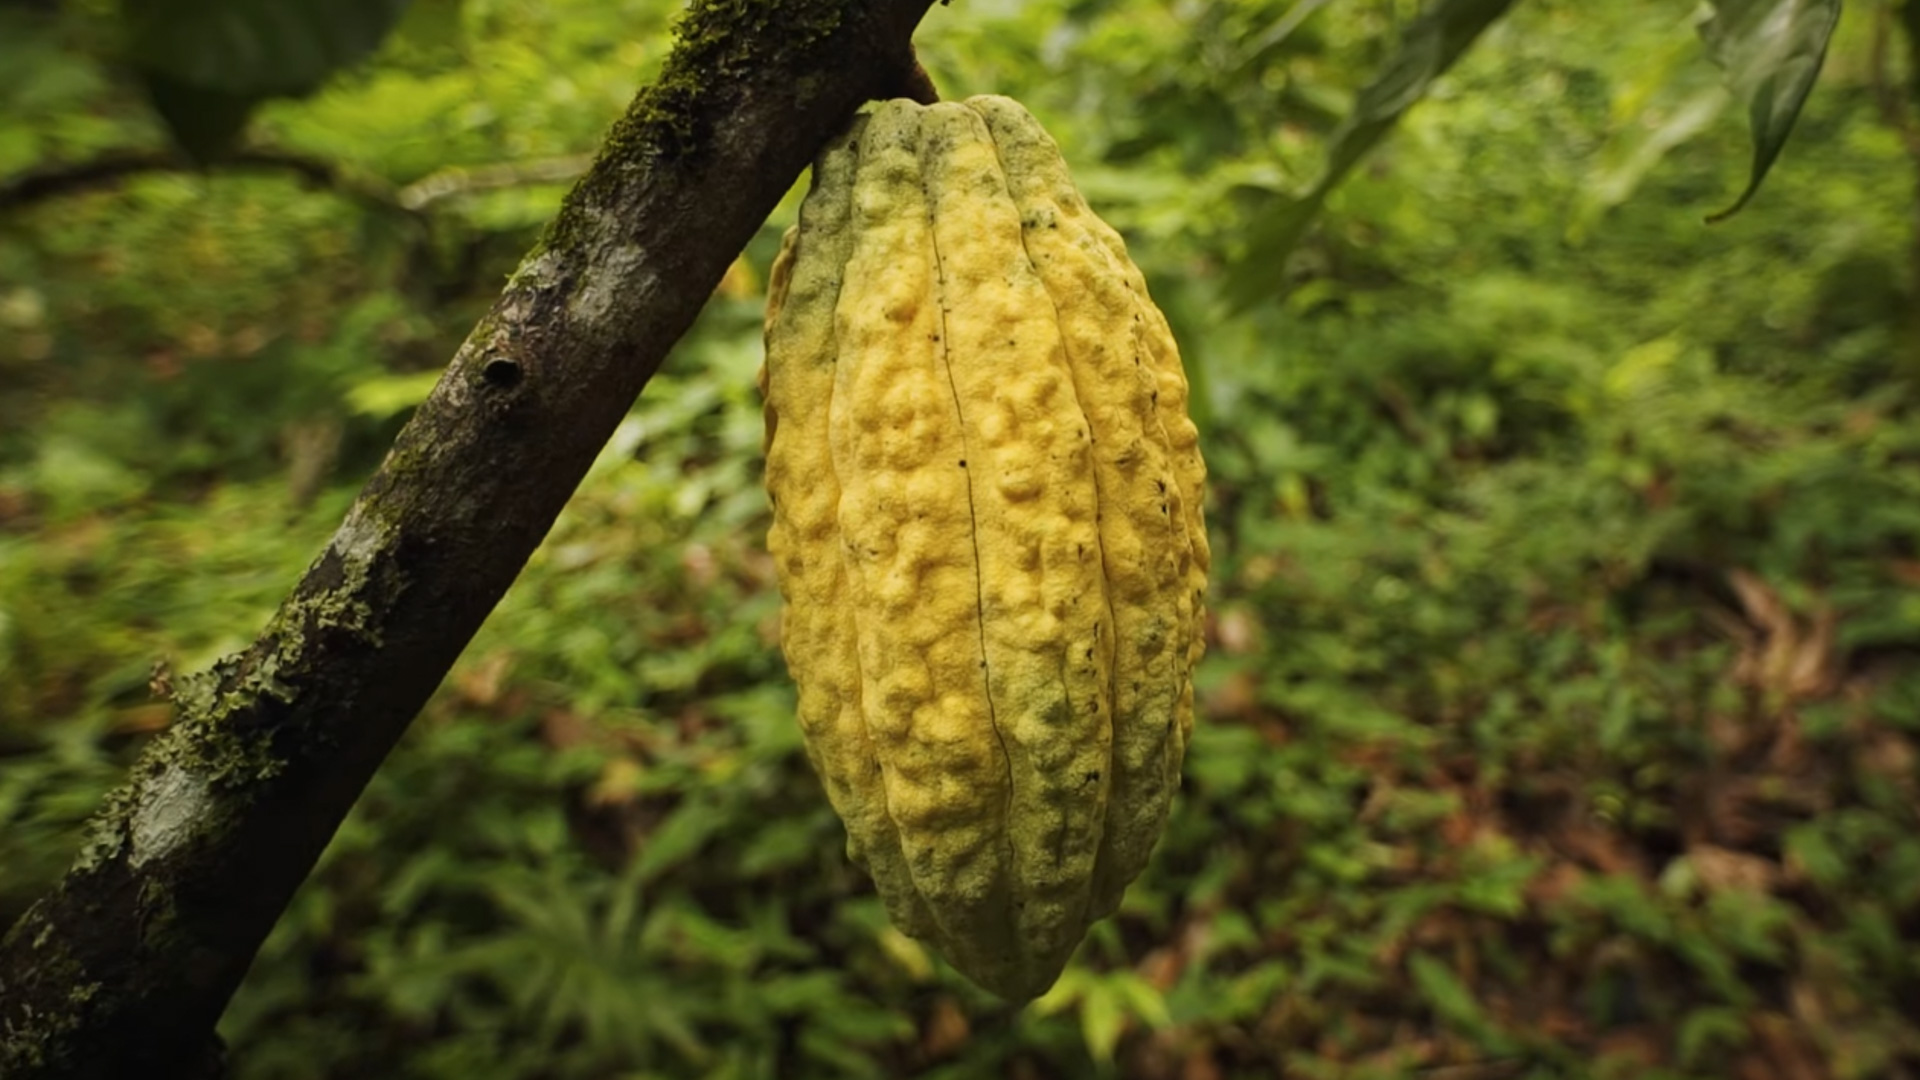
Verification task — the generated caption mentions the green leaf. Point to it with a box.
[799,1028,889,1080]
[122,0,413,94]
[633,802,722,883]
[1109,972,1174,1030]
[1079,981,1126,1065]
[736,813,827,876]
[1678,1006,1750,1066]
[121,0,413,157]
[1407,952,1477,1025]
[1243,0,1337,57]
[1696,0,1841,222]
[1573,86,1729,238]
[139,73,259,162]
[1227,0,1519,308]
[346,370,442,419]
[1407,950,1511,1052]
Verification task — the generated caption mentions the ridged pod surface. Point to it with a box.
[759,95,1209,1001]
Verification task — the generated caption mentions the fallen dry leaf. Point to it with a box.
[1682,843,1781,894]
[920,995,970,1059]
[1726,570,1840,703]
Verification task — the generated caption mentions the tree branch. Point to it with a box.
[0,5,936,1078]
[397,154,595,210]
[0,147,418,218]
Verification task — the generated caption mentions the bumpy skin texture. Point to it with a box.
[760,96,1210,1001]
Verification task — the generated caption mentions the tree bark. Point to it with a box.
[0,2,936,1076]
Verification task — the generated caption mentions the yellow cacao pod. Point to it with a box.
[758,95,1209,1001]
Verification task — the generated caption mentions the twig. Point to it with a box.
[398,154,595,210]
[0,147,417,218]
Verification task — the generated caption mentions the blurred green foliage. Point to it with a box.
[3,0,1919,1077]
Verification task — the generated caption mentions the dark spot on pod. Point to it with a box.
[958,459,967,468]
[482,357,523,389]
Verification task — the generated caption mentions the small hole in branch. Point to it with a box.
[482,358,523,389]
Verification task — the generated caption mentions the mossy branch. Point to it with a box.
[0,2,936,1077]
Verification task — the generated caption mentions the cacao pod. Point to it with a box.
[759,95,1208,1001]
